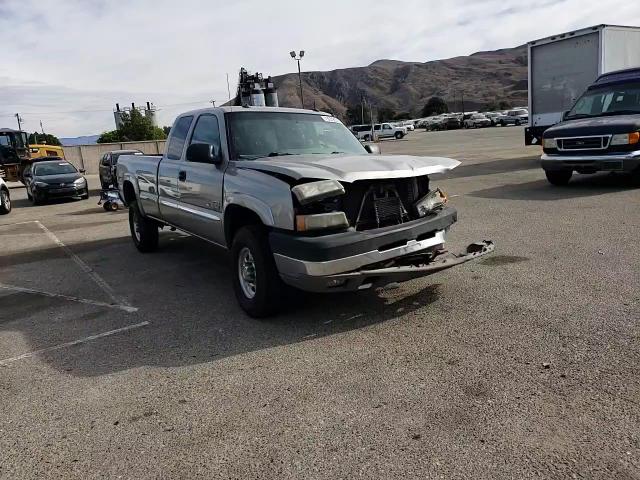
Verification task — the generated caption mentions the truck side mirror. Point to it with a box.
[186,143,222,165]
[365,144,380,154]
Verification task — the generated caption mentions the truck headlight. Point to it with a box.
[542,137,557,149]
[295,212,349,231]
[611,132,640,145]
[414,188,447,217]
[292,180,345,205]
[73,177,86,185]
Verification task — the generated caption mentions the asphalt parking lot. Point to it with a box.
[1,126,639,479]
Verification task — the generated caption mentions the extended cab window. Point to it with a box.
[189,114,221,152]
[167,116,193,160]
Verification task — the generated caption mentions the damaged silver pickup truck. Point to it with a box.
[117,107,493,316]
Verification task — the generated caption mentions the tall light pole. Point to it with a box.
[290,50,305,108]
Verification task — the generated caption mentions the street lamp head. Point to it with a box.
[290,51,296,58]
[299,50,305,58]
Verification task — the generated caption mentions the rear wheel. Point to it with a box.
[128,200,158,252]
[231,225,283,318]
[0,188,11,214]
[515,119,521,126]
[545,169,572,186]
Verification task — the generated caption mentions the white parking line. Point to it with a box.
[0,321,149,366]
[34,221,133,309]
[0,283,138,312]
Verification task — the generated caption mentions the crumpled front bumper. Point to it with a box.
[278,240,495,293]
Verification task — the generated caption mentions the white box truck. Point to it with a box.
[525,24,640,145]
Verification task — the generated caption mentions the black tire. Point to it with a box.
[231,225,283,318]
[515,120,521,126]
[31,191,41,206]
[0,188,11,214]
[81,189,89,200]
[395,132,404,139]
[545,169,572,186]
[128,200,158,252]
[364,134,371,142]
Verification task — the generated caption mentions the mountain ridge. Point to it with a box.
[271,44,528,119]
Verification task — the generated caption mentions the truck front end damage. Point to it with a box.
[258,167,494,292]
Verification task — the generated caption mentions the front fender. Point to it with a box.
[223,166,294,229]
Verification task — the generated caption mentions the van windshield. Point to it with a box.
[566,82,640,119]
[227,112,366,160]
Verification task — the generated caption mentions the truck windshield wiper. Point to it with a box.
[564,113,594,120]
[599,110,640,117]
[267,152,293,157]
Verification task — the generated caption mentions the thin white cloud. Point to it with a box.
[1,0,638,136]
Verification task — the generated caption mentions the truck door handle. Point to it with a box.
[178,171,186,182]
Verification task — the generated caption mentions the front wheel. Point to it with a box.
[545,169,572,186]
[231,225,283,318]
[128,200,158,252]
[0,188,11,214]
[395,132,404,139]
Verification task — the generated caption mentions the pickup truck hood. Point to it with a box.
[234,154,460,182]
[545,114,640,137]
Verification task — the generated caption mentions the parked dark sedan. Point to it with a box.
[23,160,89,205]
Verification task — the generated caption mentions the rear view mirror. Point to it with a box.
[79,169,86,173]
[562,111,569,121]
[365,144,380,155]
[186,143,222,164]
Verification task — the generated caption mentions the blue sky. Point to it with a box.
[1,0,639,136]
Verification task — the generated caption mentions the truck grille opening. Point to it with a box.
[557,136,609,151]
[342,177,430,231]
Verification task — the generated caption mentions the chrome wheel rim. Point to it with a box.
[238,247,257,299]
[1,191,9,210]
[132,210,141,242]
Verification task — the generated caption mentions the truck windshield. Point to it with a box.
[226,112,367,160]
[567,82,640,119]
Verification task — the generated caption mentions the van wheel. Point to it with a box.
[231,225,283,318]
[0,188,11,214]
[128,200,158,252]
[545,170,572,186]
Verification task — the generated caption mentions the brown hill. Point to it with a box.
[272,45,528,120]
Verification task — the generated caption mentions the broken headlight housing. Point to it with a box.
[292,180,345,205]
[414,188,447,217]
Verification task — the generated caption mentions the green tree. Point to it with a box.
[28,132,62,146]
[394,112,412,121]
[98,109,167,144]
[498,100,512,110]
[421,97,449,117]
[162,126,171,136]
[345,104,370,125]
[377,107,397,122]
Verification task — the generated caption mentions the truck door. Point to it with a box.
[158,115,193,227]
[177,112,225,245]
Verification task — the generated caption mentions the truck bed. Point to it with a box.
[117,154,163,217]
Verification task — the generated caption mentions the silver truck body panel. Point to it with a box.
[223,166,295,230]
[235,154,460,182]
[528,25,640,129]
